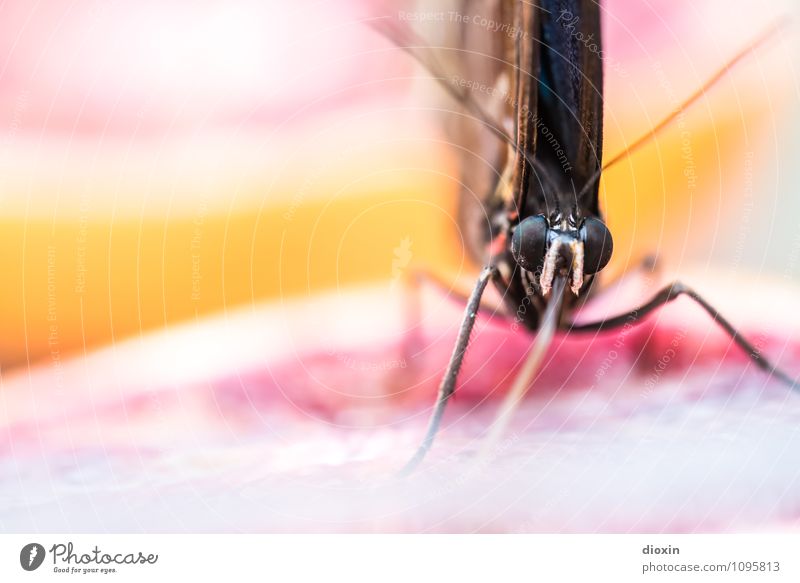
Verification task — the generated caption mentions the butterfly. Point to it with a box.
[369,0,796,473]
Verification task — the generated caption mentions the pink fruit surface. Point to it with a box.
[2,270,799,532]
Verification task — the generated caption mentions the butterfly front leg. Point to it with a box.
[399,264,499,475]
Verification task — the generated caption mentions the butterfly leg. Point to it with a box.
[566,281,799,390]
[400,264,499,475]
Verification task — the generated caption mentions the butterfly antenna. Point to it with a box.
[577,20,789,203]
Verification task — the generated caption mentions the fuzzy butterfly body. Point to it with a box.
[455,0,610,330]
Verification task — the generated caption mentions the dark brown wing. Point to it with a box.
[536,0,604,215]
[455,0,541,261]
[457,0,605,233]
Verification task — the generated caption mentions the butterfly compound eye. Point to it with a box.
[580,217,613,274]
[511,215,548,272]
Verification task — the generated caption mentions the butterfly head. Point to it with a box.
[510,212,613,296]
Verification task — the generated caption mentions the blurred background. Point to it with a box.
[2,0,800,535]
[0,0,798,368]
